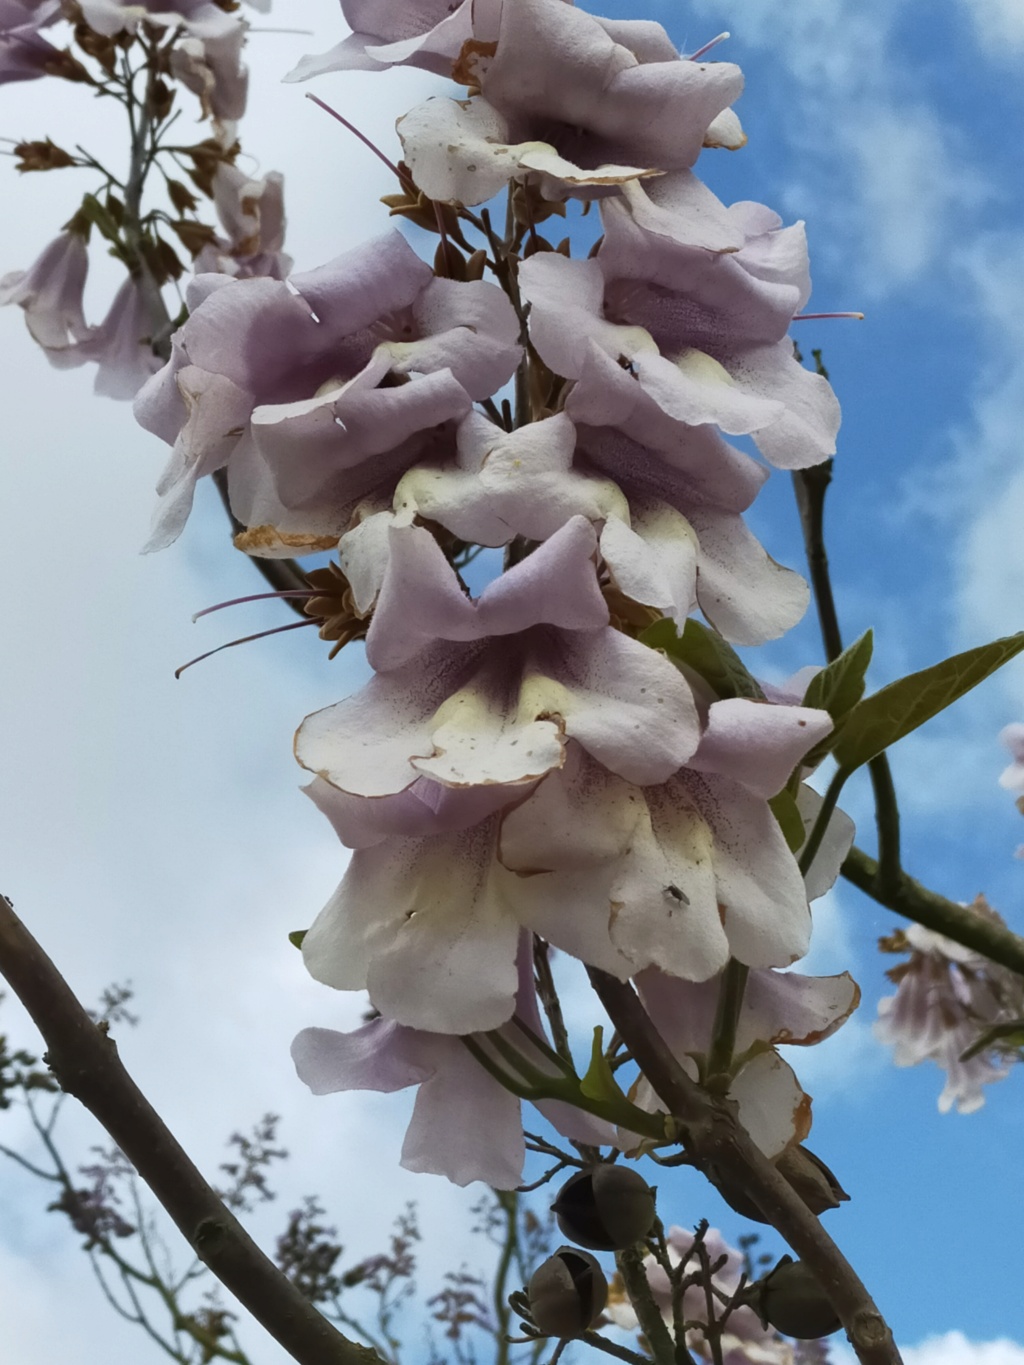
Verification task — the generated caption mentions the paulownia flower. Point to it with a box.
[338,409,806,646]
[398,0,743,207]
[998,721,1024,795]
[295,518,703,1031]
[519,193,840,472]
[296,516,699,799]
[170,14,248,126]
[0,228,92,355]
[497,693,835,983]
[193,164,292,281]
[78,0,241,37]
[292,934,614,1188]
[624,965,860,1160]
[285,0,476,81]
[0,0,61,84]
[134,229,520,551]
[605,1225,795,1364]
[875,911,1023,1114]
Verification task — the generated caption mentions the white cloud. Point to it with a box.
[834,1334,1024,1365]
[958,0,1024,56]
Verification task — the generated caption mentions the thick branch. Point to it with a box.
[0,893,383,1365]
[585,968,901,1365]
[842,846,1024,976]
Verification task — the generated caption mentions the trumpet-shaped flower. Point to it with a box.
[0,0,61,84]
[498,692,834,982]
[134,230,520,551]
[285,0,475,81]
[0,229,92,355]
[519,195,840,471]
[292,936,615,1187]
[193,164,292,281]
[626,964,860,1159]
[875,911,1022,1113]
[398,0,743,206]
[296,517,700,801]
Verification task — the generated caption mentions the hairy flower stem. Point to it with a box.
[0,893,385,1365]
[586,968,902,1365]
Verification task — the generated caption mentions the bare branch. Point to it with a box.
[0,892,384,1365]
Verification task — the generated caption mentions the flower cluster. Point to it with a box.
[1,0,283,398]
[131,0,853,1185]
[875,907,1024,1114]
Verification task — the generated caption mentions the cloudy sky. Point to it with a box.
[2,0,1024,1362]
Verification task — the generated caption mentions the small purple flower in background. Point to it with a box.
[875,907,1024,1113]
[0,228,92,355]
[0,0,61,86]
[605,1224,795,1363]
[193,164,292,281]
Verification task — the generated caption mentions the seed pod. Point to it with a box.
[551,1165,656,1251]
[758,1257,842,1340]
[526,1247,608,1338]
[710,1145,849,1224]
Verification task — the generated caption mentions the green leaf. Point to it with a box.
[288,930,307,950]
[803,630,873,723]
[579,1027,626,1104]
[801,630,874,764]
[641,618,764,701]
[832,631,1024,772]
[768,788,805,853]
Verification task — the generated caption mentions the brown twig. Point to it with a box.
[585,968,902,1365]
[0,893,383,1365]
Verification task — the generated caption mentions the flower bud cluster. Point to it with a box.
[130,0,854,1182]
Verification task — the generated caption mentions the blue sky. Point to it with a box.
[2,1,1024,1360]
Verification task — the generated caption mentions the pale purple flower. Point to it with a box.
[295,518,704,1032]
[497,695,834,984]
[875,913,1021,1114]
[606,1225,794,1363]
[519,196,840,473]
[342,407,806,647]
[193,164,292,281]
[292,934,614,1188]
[623,965,860,1159]
[78,0,239,37]
[0,229,92,355]
[285,0,476,82]
[134,230,520,551]
[998,722,1024,795]
[170,16,249,126]
[398,0,743,205]
[60,277,164,400]
[296,517,699,799]
[0,0,61,84]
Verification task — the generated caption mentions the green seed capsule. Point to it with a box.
[526,1247,608,1338]
[551,1165,656,1251]
[758,1257,842,1340]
